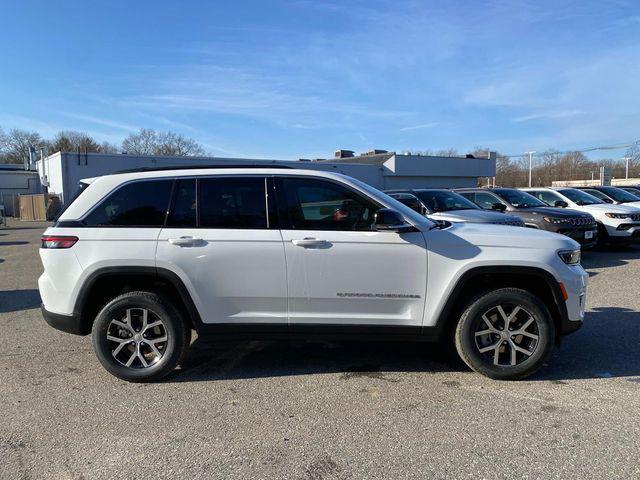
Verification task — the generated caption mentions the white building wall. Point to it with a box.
[40,152,495,205]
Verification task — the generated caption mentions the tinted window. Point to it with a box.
[281,177,380,230]
[599,186,640,203]
[167,178,196,227]
[559,189,603,205]
[529,190,562,206]
[389,193,426,214]
[198,177,267,229]
[584,189,611,201]
[622,187,640,198]
[493,189,546,208]
[414,190,479,212]
[84,180,173,226]
[462,191,502,210]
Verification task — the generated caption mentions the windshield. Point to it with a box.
[601,186,640,203]
[414,190,480,212]
[622,187,640,198]
[559,188,603,206]
[493,189,547,208]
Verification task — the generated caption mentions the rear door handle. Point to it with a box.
[168,236,202,246]
[291,238,330,248]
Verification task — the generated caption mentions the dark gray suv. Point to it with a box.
[456,188,597,248]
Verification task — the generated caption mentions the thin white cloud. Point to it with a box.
[513,110,585,123]
[60,112,138,132]
[399,122,439,132]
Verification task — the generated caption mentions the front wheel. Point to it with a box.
[454,288,554,380]
[92,291,191,382]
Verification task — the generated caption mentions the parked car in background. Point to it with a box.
[619,186,640,199]
[39,167,587,382]
[522,187,640,246]
[576,186,640,208]
[385,189,524,227]
[456,188,598,248]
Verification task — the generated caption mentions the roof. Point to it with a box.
[0,164,27,171]
[316,152,395,165]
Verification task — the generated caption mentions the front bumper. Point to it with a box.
[557,226,598,248]
[41,304,88,336]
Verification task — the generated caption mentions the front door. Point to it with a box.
[276,176,427,327]
[156,176,287,325]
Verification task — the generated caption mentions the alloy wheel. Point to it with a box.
[474,304,540,367]
[106,308,168,368]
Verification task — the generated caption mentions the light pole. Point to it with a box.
[623,156,632,179]
[525,151,536,187]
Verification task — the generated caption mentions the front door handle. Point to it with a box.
[168,236,202,246]
[291,237,330,248]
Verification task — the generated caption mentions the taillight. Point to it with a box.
[41,235,78,249]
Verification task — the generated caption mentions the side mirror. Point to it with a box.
[374,208,413,232]
[554,200,568,208]
[491,203,507,212]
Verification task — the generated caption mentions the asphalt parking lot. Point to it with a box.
[1,220,639,479]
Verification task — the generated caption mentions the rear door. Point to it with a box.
[156,175,287,325]
[276,176,427,328]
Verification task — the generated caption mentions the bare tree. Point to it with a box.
[0,128,43,164]
[121,128,204,156]
[155,131,205,156]
[47,131,102,154]
[122,128,158,155]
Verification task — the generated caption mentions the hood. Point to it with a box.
[430,209,521,224]
[436,222,579,250]
[620,201,640,209]
[518,206,592,218]
[579,203,640,213]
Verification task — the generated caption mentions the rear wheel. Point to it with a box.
[92,291,191,382]
[454,288,554,380]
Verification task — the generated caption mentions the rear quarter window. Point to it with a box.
[83,179,173,227]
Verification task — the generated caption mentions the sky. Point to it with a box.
[1,0,639,160]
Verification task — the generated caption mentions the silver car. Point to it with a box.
[386,189,525,226]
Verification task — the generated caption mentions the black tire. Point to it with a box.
[454,288,555,380]
[92,291,191,382]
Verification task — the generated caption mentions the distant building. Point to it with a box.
[37,149,496,205]
[0,164,42,216]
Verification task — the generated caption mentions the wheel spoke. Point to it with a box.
[515,316,535,333]
[493,346,500,365]
[481,314,499,332]
[512,343,533,357]
[519,331,539,341]
[112,340,131,357]
[475,329,494,337]
[125,350,137,367]
[141,309,148,331]
[145,341,162,360]
[496,305,509,325]
[107,334,129,343]
[149,335,168,344]
[143,320,162,333]
[137,348,149,368]
[478,341,500,353]
[510,343,517,365]
[111,319,133,333]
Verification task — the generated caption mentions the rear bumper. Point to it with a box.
[41,304,88,336]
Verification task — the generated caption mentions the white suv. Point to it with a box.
[523,187,640,246]
[39,167,588,382]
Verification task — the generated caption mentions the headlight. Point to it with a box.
[605,212,631,219]
[558,249,581,265]
[543,216,568,224]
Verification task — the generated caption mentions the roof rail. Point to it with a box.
[113,164,293,174]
